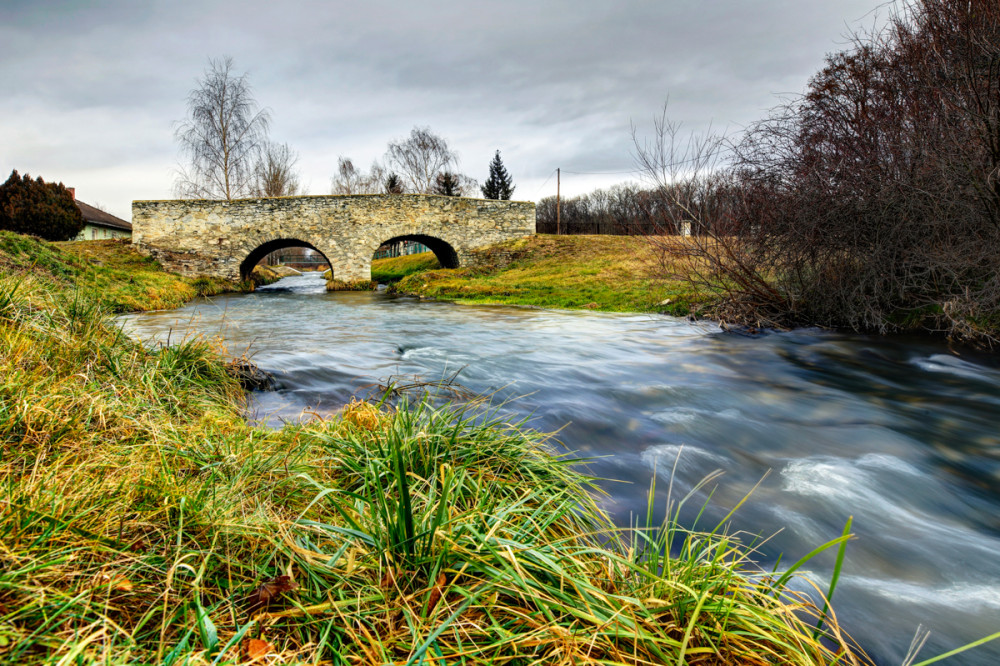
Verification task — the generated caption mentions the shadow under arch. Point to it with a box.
[239,238,331,280]
[377,234,459,269]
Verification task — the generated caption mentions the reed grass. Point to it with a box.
[0,231,932,665]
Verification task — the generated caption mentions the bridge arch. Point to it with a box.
[374,234,458,269]
[239,238,333,281]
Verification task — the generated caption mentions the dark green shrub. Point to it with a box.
[0,170,85,241]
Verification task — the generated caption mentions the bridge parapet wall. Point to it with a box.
[131,194,536,282]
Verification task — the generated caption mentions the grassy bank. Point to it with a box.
[1,235,275,313]
[321,253,440,292]
[0,235,228,313]
[373,251,441,283]
[388,235,708,316]
[0,233,904,664]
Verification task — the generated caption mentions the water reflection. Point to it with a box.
[120,273,1000,665]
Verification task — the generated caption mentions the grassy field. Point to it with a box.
[389,235,709,316]
[0,231,900,664]
[372,251,441,283]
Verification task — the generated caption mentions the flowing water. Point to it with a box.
[121,273,1000,665]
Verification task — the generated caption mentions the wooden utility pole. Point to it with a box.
[556,168,561,235]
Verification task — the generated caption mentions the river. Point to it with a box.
[120,272,1000,665]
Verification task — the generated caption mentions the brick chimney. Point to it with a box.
[67,187,75,200]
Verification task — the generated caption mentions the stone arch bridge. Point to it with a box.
[131,194,536,282]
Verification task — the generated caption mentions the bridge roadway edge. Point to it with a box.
[130,193,536,282]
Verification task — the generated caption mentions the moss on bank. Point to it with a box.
[389,234,710,316]
[0,232,886,665]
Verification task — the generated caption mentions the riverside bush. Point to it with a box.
[0,170,84,241]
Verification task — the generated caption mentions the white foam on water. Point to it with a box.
[641,443,729,474]
[780,456,1000,564]
[781,458,869,502]
[845,576,1000,610]
[855,452,924,476]
[911,353,998,382]
[651,409,699,425]
[651,406,745,425]
[400,347,447,361]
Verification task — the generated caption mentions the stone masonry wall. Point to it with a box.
[131,194,536,282]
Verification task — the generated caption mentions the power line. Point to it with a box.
[560,168,640,176]
[561,152,718,176]
[532,168,559,197]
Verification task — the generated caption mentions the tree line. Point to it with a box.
[174,58,515,201]
[534,181,733,236]
[330,131,515,199]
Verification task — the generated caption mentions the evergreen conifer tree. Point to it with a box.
[433,172,462,196]
[384,173,404,194]
[481,150,515,200]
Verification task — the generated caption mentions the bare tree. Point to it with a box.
[631,104,792,327]
[535,183,652,234]
[174,57,270,200]
[331,157,363,195]
[385,127,459,194]
[331,157,386,194]
[330,156,362,194]
[253,141,300,197]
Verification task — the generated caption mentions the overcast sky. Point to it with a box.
[1,0,889,220]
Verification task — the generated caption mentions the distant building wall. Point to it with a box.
[74,224,132,241]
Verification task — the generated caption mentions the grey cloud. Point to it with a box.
[1,0,886,218]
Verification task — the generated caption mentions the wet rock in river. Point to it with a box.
[225,358,276,391]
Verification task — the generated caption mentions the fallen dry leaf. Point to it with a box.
[427,573,447,613]
[248,575,297,609]
[243,637,274,661]
[96,573,134,592]
[112,577,134,592]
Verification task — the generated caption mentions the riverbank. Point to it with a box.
[0,233,914,664]
[376,234,709,316]
[35,236,277,311]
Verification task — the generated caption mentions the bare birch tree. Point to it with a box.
[330,157,386,194]
[174,57,270,200]
[385,127,459,194]
[253,141,300,197]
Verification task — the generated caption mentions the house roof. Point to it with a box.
[76,200,132,232]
